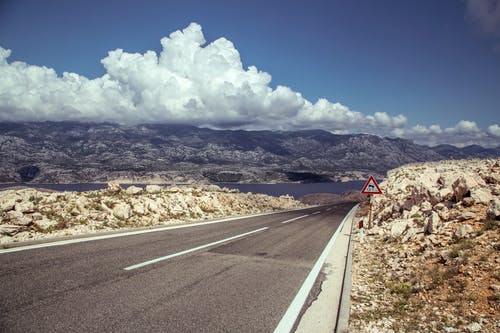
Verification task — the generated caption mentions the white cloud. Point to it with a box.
[444,120,481,134]
[0,22,498,148]
[0,22,405,132]
[392,121,500,148]
[488,124,500,137]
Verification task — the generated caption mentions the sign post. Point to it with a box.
[360,175,382,229]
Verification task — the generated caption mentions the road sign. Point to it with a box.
[361,175,382,195]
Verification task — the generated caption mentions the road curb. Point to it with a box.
[295,204,358,333]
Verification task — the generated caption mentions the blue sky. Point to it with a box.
[0,0,499,147]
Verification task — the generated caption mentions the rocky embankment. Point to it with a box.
[0,182,304,245]
[349,159,500,332]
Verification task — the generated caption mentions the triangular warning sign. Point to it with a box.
[361,175,382,194]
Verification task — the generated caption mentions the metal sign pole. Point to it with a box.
[368,194,373,229]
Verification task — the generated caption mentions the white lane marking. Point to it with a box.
[312,211,321,215]
[326,208,332,212]
[273,205,358,333]
[281,215,309,224]
[123,227,269,271]
[0,208,298,254]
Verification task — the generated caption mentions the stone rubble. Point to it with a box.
[0,184,304,245]
[349,159,499,332]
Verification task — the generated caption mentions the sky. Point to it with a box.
[0,0,499,147]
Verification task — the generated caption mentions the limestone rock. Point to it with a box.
[33,218,59,231]
[487,197,500,220]
[145,185,162,194]
[470,188,492,205]
[0,224,23,236]
[107,181,122,193]
[452,175,480,202]
[113,203,131,220]
[131,201,146,215]
[125,186,143,195]
[0,192,21,212]
[390,220,408,238]
[466,322,481,332]
[424,211,441,234]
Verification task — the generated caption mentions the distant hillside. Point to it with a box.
[0,122,498,183]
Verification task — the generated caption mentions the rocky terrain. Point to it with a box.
[1,122,498,184]
[349,159,500,332]
[0,183,304,245]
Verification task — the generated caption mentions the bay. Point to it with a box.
[0,181,365,199]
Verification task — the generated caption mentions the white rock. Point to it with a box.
[145,198,160,213]
[0,224,23,236]
[0,192,21,212]
[131,201,146,215]
[390,220,408,238]
[107,181,122,193]
[145,185,163,194]
[470,188,493,205]
[125,186,143,195]
[466,322,481,332]
[33,218,59,231]
[421,201,432,211]
[113,203,131,220]
[15,200,35,213]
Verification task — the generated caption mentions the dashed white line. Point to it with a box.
[281,215,309,224]
[312,211,321,215]
[326,208,332,212]
[123,227,269,270]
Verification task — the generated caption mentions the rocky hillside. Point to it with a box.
[1,122,498,184]
[0,183,303,245]
[349,159,500,332]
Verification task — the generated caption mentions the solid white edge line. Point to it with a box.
[281,215,309,224]
[0,208,305,254]
[123,227,269,271]
[273,205,358,333]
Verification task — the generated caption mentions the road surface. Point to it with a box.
[0,203,355,332]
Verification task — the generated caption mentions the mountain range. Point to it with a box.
[0,122,498,183]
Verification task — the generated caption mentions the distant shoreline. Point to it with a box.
[0,181,367,199]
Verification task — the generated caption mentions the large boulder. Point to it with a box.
[145,185,162,194]
[125,186,143,195]
[33,218,59,232]
[390,220,408,238]
[470,188,493,205]
[15,201,35,213]
[113,203,131,220]
[0,192,21,212]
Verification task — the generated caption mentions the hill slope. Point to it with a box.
[0,122,498,183]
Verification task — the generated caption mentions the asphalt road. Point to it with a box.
[0,203,355,333]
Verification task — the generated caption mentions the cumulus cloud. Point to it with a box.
[0,22,498,148]
[0,22,405,132]
[488,124,500,137]
[392,121,500,148]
